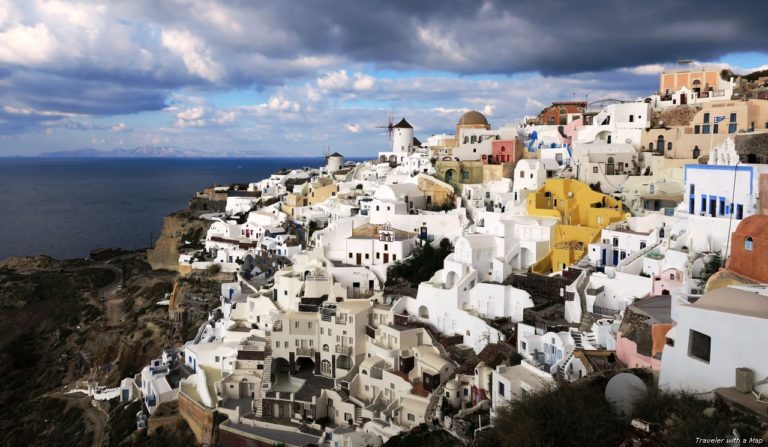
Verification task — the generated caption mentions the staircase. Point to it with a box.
[255,355,273,417]
[354,406,363,425]
[556,351,575,378]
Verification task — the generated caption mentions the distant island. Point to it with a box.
[37,146,289,158]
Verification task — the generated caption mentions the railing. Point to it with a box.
[592,305,619,317]
[296,347,314,356]
[335,345,352,355]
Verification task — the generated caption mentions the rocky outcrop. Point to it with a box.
[147,211,211,271]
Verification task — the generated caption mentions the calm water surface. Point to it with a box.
[0,157,347,260]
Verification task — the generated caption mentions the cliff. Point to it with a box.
[147,210,211,272]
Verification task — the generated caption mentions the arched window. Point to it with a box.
[322,344,329,352]
[470,135,477,144]
[667,142,673,151]
[649,142,654,152]
[321,360,332,376]
[463,136,469,144]
[745,237,754,251]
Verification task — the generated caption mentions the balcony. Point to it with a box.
[335,345,352,355]
[296,347,314,357]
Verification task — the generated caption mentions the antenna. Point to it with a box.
[375,110,395,144]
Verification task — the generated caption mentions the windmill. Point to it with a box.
[321,145,332,161]
[375,110,395,145]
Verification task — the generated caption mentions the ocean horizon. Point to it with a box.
[0,156,365,261]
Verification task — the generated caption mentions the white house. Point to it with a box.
[490,362,554,417]
[659,286,768,395]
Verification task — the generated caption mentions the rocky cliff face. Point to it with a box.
[147,210,211,272]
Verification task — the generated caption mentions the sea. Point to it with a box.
[0,157,359,261]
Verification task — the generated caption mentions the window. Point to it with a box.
[463,388,469,397]
[407,413,415,422]
[308,322,312,328]
[498,381,505,398]
[694,125,700,134]
[730,113,737,122]
[688,330,711,363]
[689,184,695,194]
[703,112,710,123]
[295,322,299,328]
[629,114,634,123]
[365,253,369,259]
[703,124,710,134]
[666,337,675,347]
[521,341,527,351]
[593,166,598,173]
[745,236,754,251]
[713,124,718,134]
[729,122,737,134]
[519,170,524,178]
[667,142,673,151]
[215,356,220,363]
[640,241,646,249]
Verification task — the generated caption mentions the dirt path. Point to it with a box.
[48,391,108,447]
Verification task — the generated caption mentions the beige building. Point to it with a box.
[642,99,768,159]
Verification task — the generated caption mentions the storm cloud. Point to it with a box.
[0,0,765,153]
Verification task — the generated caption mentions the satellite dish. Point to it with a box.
[605,373,647,416]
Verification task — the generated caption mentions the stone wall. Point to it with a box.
[178,390,216,444]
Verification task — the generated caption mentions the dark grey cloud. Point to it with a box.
[0,0,765,138]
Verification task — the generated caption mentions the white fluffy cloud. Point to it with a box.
[345,123,361,133]
[111,122,131,132]
[317,70,376,92]
[161,28,223,82]
[0,23,57,65]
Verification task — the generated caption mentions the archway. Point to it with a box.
[295,357,315,375]
[321,360,332,376]
[445,169,456,183]
[445,271,458,288]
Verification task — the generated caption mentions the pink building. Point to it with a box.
[652,268,683,296]
[485,138,523,165]
[616,295,672,371]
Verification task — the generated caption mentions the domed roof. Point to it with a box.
[445,379,459,390]
[457,110,488,127]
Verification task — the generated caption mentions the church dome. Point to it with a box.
[457,110,489,127]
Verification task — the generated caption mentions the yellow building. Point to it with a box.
[434,159,484,191]
[527,179,627,273]
[307,177,338,205]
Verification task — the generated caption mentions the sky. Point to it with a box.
[1,0,767,157]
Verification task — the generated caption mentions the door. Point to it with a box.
[680,93,687,105]
[383,253,389,263]
[356,253,361,265]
